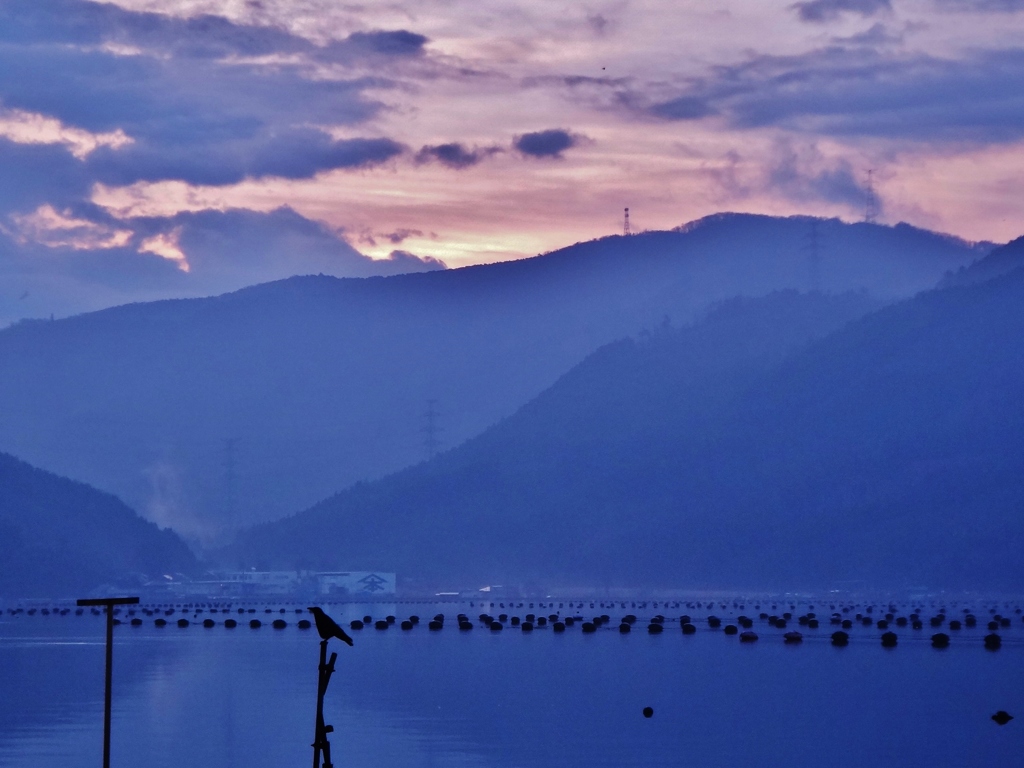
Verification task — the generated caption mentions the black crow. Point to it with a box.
[307,606,354,646]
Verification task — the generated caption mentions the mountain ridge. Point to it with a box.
[0,214,990,540]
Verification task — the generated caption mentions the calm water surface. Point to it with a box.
[2,601,1022,767]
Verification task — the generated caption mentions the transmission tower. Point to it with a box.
[864,169,879,224]
[223,438,238,529]
[422,400,442,460]
[623,207,631,236]
[803,219,823,291]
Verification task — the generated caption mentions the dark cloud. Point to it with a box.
[339,30,428,57]
[790,0,892,22]
[383,229,424,244]
[648,46,1024,144]
[513,129,579,158]
[587,14,610,35]
[766,142,878,210]
[0,0,420,193]
[88,131,404,186]
[380,249,447,272]
[649,96,717,120]
[0,0,428,63]
[415,142,500,169]
[832,22,904,45]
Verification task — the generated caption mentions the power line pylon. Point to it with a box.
[864,169,879,224]
[223,438,238,529]
[623,207,631,236]
[422,400,442,460]
[803,219,823,291]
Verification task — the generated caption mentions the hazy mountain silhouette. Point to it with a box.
[0,214,987,540]
[0,451,195,597]
[227,250,1024,591]
[939,233,1024,287]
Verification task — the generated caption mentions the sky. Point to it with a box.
[1,0,1023,323]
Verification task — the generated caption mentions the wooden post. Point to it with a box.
[77,596,139,768]
[312,640,338,768]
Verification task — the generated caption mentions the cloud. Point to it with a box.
[379,249,447,272]
[0,0,428,63]
[0,0,419,194]
[647,45,1024,145]
[0,206,445,327]
[934,0,1024,11]
[325,30,429,59]
[415,142,500,169]
[513,129,579,158]
[649,96,717,121]
[790,0,892,22]
[10,205,133,250]
[383,228,425,244]
[88,131,404,187]
[0,106,132,159]
[764,141,878,211]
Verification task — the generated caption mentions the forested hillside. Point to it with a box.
[228,253,1024,591]
[0,452,195,597]
[0,215,985,540]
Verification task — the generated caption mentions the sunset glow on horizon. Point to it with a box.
[1,0,1023,321]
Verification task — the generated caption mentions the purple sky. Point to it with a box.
[1,0,1023,322]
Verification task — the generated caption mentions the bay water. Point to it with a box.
[2,601,1022,767]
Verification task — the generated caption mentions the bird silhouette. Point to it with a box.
[992,711,1013,725]
[307,607,354,646]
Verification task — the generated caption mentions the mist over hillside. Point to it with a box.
[0,214,987,540]
[0,452,195,597]
[227,252,1024,592]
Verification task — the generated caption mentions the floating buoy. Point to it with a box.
[647,623,663,634]
[881,631,898,648]
[375,620,389,630]
[783,631,803,644]
[225,619,238,628]
[553,622,566,633]
[831,631,849,647]
[350,620,364,630]
[992,711,1013,725]
[931,633,950,648]
[985,633,1002,650]
[582,622,597,633]
[489,621,503,632]
[642,707,653,718]
[249,619,261,629]
[401,620,413,630]
[723,625,738,636]
[681,623,696,635]
[707,616,722,629]
[522,622,534,632]
[739,631,758,643]
[130,618,143,627]
[177,619,189,628]
[298,620,311,629]
[203,619,215,628]
[272,619,287,629]
[619,623,631,634]
[429,620,443,631]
